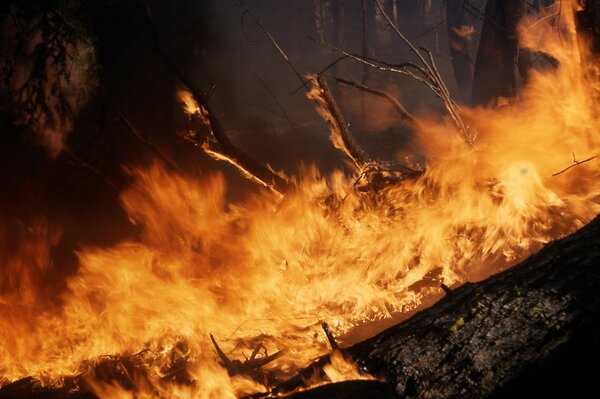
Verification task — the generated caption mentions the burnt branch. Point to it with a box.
[307,75,424,191]
[372,0,474,145]
[551,152,597,176]
[307,75,369,171]
[144,4,290,196]
[322,322,339,350]
[209,333,282,386]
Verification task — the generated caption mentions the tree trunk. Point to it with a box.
[471,0,523,106]
[575,0,600,56]
[345,214,600,398]
[446,0,474,103]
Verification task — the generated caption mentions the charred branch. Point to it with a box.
[307,75,368,171]
[322,322,339,351]
[307,75,423,191]
[209,333,282,386]
[144,4,290,196]
[551,152,597,176]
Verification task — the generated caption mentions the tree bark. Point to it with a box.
[471,0,523,106]
[345,214,600,398]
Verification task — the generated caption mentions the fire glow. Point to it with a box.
[1,4,600,399]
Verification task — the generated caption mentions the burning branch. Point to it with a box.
[551,152,597,176]
[179,90,290,196]
[307,75,369,171]
[143,4,290,196]
[307,75,424,191]
[209,333,282,385]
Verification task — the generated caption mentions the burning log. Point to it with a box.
[252,214,600,398]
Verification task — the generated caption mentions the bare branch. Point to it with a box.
[238,1,308,91]
[253,73,298,129]
[373,0,475,145]
[306,75,369,171]
[112,106,183,173]
[552,153,597,176]
[334,76,420,125]
[180,90,290,196]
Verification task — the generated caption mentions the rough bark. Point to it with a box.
[346,214,600,398]
[3,211,600,398]
[471,0,523,106]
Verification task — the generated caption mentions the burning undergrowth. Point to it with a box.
[2,4,600,399]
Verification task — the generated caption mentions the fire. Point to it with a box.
[2,3,600,398]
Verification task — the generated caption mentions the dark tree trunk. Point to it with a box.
[471,0,523,106]
[575,0,600,56]
[345,214,600,398]
[446,0,474,103]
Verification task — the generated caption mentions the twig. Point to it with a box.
[322,322,339,350]
[253,74,298,129]
[552,153,597,176]
[334,76,419,125]
[112,106,183,173]
[238,1,308,91]
[372,0,474,144]
[314,39,440,95]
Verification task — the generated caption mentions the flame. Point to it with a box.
[2,3,600,398]
[451,25,476,40]
[322,350,374,383]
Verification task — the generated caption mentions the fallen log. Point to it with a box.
[345,213,600,398]
[3,214,600,399]
[263,213,600,398]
